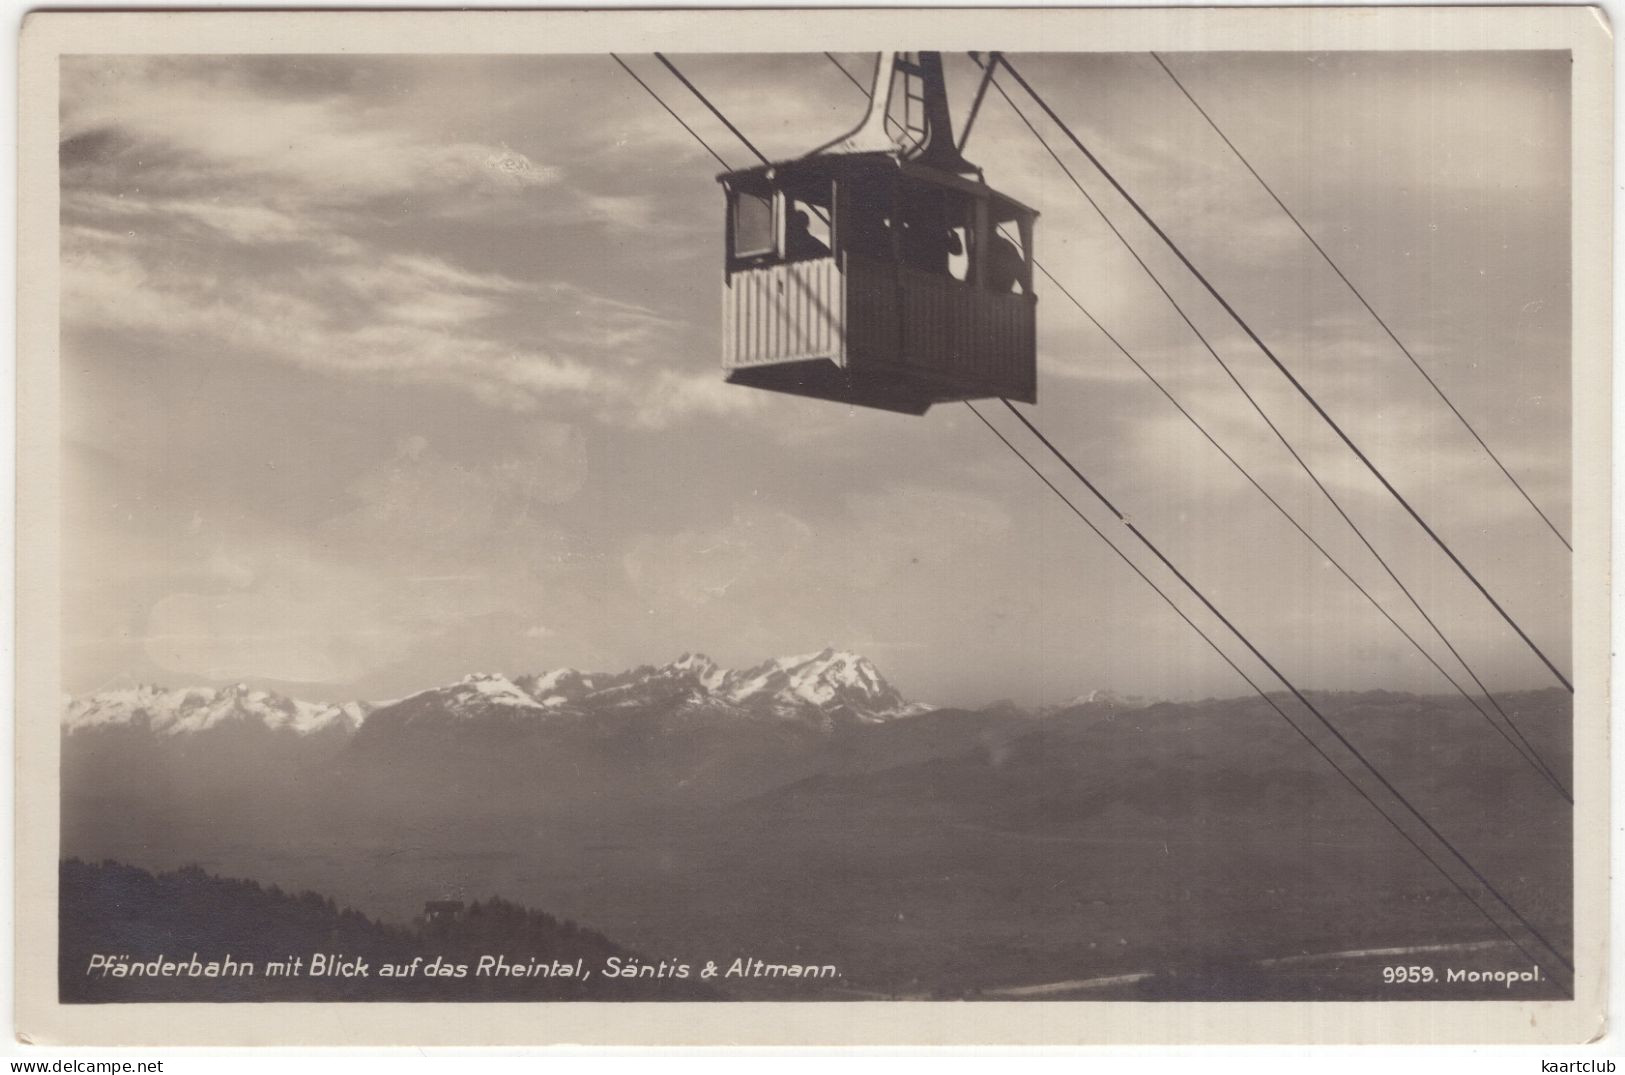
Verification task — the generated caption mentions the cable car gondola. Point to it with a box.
[719,52,1038,415]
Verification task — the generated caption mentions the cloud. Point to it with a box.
[59,214,737,426]
[63,191,349,250]
[143,559,416,685]
[481,144,561,188]
[59,56,757,430]
[63,58,562,207]
[622,485,1010,610]
[133,426,594,686]
[319,430,584,570]
[623,507,815,607]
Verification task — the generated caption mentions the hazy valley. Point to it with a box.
[62,650,1573,999]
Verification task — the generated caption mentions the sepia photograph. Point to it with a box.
[14,6,1612,1046]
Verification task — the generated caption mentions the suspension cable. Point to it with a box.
[653,52,769,166]
[824,51,869,94]
[1029,258,1569,801]
[610,54,733,172]
[966,403,1554,978]
[1150,52,1571,553]
[824,53,906,140]
[996,54,1573,694]
[670,41,1566,805]
[1000,398,1571,973]
[628,51,1573,977]
[962,55,1570,798]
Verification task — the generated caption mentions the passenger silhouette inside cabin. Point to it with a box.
[898,188,960,277]
[785,208,829,261]
[902,221,964,277]
[982,233,1026,295]
[843,201,892,261]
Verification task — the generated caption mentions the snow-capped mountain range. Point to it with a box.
[62,648,933,736]
[512,648,928,723]
[63,682,374,737]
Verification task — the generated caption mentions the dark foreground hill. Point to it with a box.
[60,859,718,1002]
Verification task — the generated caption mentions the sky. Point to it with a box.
[59,49,1573,707]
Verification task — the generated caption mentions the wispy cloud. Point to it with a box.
[63,58,561,206]
[60,55,751,430]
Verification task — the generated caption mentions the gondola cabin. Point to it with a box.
[719,53,1038,415]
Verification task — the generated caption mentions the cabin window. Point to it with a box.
[784,198,831,262]
[732,191,775,259]
[895,179,981,283]
[836,175,895,261]
[946,222,972,282]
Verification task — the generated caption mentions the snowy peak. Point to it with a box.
[514,667,594,708]
[667,652,728,691]
[718,648,924,721]
[669,652,717,675]
[63,684,368,737]
[1053,688,1148,712]
[435,673,547,713]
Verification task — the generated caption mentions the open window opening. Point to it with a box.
[783,178,832,263]
[894,179,998,284]
[946,222,972,282]
[984,210,1033,296]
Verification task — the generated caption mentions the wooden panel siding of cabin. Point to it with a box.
[897,264,959,375]
[723,258,844,370]
[893,265,1036,401]
[842,253,899,371]
[978,290,1038,401]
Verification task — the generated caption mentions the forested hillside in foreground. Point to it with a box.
[60,859,718,1002]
